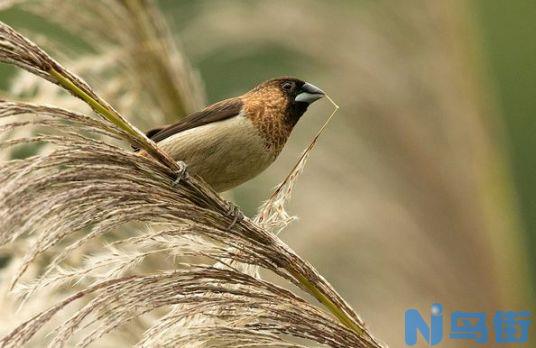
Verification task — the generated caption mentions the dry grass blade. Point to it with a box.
[256,94,340,233]
[0,20,178,171]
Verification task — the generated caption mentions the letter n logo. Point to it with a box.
[405,303,443,345]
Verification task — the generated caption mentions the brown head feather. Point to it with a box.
[242,77,311,153]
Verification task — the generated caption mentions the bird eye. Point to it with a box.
[282,82,294,91]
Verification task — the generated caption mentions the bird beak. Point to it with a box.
[295,82,325,104]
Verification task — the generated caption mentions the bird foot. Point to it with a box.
[225,202,245,231]
[173,161,188,186]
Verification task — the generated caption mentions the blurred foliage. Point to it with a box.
[476,0,536,288]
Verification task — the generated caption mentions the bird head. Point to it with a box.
[248,77,325,127]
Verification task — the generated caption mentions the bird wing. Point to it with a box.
[145,97,244,143]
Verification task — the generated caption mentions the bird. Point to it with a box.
[139,77,325,192]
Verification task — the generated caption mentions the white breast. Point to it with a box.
[156,114,276,192]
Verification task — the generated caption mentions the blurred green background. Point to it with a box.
[1,1,535,347]
[477,0,536,288]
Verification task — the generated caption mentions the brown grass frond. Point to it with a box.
[0,95,380,348]
[3,267,368,348]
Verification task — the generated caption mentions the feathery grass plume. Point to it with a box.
[0,1,206,304]
[0,20,383,347]
[0,99,380,347]
[2,267,370,348]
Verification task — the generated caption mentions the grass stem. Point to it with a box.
[290,269,365,337]
[49,68,180,172]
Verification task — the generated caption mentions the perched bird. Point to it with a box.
[140,77,325,192]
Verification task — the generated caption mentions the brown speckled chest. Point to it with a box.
[241,87,292,155]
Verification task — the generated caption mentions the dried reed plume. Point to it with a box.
[0,12,383,348]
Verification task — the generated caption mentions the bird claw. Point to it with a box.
[226,203,245,231]
[173,161,188,186]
